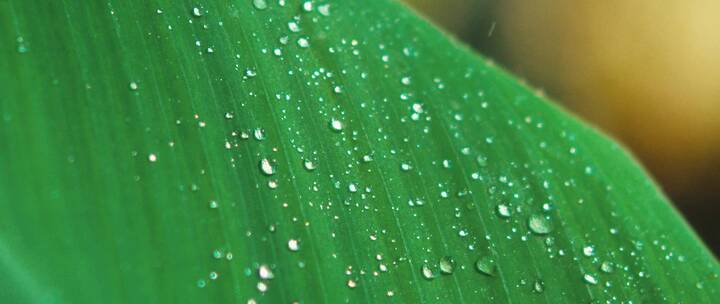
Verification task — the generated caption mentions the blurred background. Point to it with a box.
[403,0,720,254]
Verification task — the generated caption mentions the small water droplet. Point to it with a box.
[209,271,218,280]
[148,153,157,162]
[583,245,595,257]
[192,7,203,17]
[209,200,219,209]
[197,279,207,288]
[347,279,357,288]
[129,81,139,91]
[528,214,552,235]
[253,128,265,140]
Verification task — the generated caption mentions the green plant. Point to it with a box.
[1,0,717,303]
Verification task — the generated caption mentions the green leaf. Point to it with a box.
[1,0,717,303]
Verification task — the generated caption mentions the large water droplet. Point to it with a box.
[583,274,598,285]
[533,279,545,293]
[260,158,275,176]
[329,118,343,131]
[475,256,496,276]
[439,256,454,274]
[528,214,552,235]
[288,239,300,252]
[259,264,274,280]
[497,204,511,218]
[421,265,435,280]
[252,0,268,10]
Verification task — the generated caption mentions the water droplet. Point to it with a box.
[421,265,435,280]
[318,4,330,16]
[302,1,313,11]
[600,261,614,273]
[129,81,139,91]
[528,214,552,235]
[197,279,207,288]
[497,204,511,218]
[303,160,316,171]
[209,271,219,280]
[439,256,454,274]
[16,37,28,53]
[148,153,157,162]
[583,245,595,257]
[259,158,275,176]
[257,282,268,292]
[297,37,310,48]
[288,239,300,251]
[212,249,223,259]
[533,280,544,293]
[252,0,268,10]
[475,256,496,276]
[347,279,357,288]
[401,76,411,85]
[329,118,343,131]
[583,274,598,285]
[192,7,203,17]
[209,200,219,209]
[253,128,265,140]
[258,264,274,280]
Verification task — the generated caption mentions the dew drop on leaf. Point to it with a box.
[421,265,435,280]
[252,0,268,10]
[259,158,275,176]
[439,256,454,274]
[288,239,300,252]
[497,204,511,218]
[600,261,614,273]
[329,118,344,132]
[528,214,552,235]
[303,160,316,171]
[475,256,496,276]
[583,274,598,285]
[129,81,139,91]
[258,264,274,280]
[533,280,545,293]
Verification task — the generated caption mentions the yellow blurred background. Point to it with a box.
[403,0,720,253]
